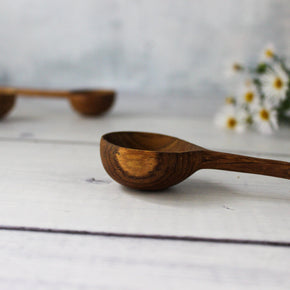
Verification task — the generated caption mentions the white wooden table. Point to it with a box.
[0,97,289,289]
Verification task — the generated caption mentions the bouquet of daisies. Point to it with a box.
[215,45,290,134]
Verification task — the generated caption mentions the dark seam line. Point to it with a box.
[0,137,289,158]
[0,226,289,248]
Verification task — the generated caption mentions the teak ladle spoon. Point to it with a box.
[0,86,115,118]
[100,131,290,190]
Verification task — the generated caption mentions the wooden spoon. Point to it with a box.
[100,131,290,190]
[0,86,115,118]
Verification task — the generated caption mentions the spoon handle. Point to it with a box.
[201,150,290,179]
[0,86,69,98]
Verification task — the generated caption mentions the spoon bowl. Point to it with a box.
[0,93,16,119]
[100,131,290,190]
[69,89,115,116]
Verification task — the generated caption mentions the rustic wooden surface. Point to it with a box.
[0,230,289,290]
[0,98,290,289]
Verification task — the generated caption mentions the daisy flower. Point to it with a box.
[261,65,289,105]
[224,60,244,78]
[261,43,275,62]
[238,83,259,110]
[224,96,236,106]
[214,106,247,133]
[253,101,278,134]
[244,79,253,87]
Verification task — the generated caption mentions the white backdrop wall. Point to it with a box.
[0,0,289,102]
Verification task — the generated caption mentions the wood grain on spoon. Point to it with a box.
[100,131,290,190]
[0,86,115,116]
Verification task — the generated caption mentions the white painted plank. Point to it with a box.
[1,98,289,156]
[0,230,289,290]
[0,141,289,242]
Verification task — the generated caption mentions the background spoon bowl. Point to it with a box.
[69,89,115,116]
[0,93,16,119]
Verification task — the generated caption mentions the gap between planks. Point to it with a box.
[0,225,289,248]
[0,137,289,158]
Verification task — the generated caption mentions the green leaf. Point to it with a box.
[278,114,290,126]
[256,63,267,74]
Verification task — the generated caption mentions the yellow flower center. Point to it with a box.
[227,117,237,129]
[273,77,283,90]
[225,97,235,105]
[232,63,242,71]
[259,109,270,121]
[244,91,254,103]
[265,49,274,58]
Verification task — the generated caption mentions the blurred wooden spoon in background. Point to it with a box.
[0,86,116,119]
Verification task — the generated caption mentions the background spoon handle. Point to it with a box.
[0,86,69,98]
[201,150,290,179]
